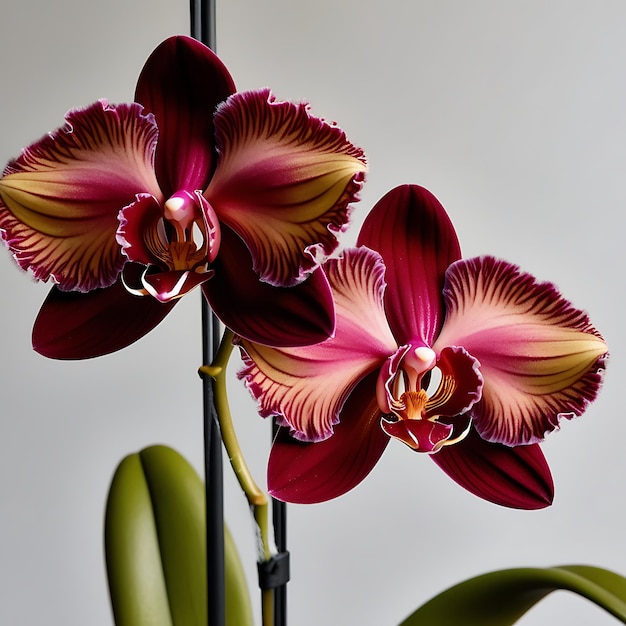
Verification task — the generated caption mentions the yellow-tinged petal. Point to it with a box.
[238,247,396,441]
[434,256,608,446]
[207,89,367,287]
[0,100,162,291]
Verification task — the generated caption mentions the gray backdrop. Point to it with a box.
[0,1,623,624]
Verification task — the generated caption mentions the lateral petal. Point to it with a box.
[32,266,176,359]
[135,35,236,195]
[267,372,388,504]
[207,89,367,287]
[202,225,334,347]
[357,185,461,345]
[434,256,608,446]
[431,429,554,509]
[0,100,161,292]
[237,247,397,441]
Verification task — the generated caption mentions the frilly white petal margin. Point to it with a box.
[434,256,609,446]
[207,89,367,287]
[0,100,162,292]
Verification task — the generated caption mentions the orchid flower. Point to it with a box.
[0,35,366,359]
[238,185,608,509]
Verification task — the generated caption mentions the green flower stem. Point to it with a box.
[199,329,274,626]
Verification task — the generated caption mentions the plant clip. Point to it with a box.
[257,551,290,590]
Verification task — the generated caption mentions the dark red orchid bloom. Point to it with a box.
[238,185,608,509]
[0,36,366,358]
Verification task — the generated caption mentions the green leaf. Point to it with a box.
[105,445,254,626]
[400,565,626,626]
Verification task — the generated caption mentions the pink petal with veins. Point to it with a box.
[434,256,608,446]
[0,101,161,292]
[207,89,367,287]
[238,247,397,441]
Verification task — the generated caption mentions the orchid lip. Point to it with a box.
[374,341,481,453]
[119,263,214,302]
[117,189,221,291]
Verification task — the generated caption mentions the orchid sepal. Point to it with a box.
[431,429,554,509]
[134,35,236,196]
[32,268,177,359]
[267,372,388,504]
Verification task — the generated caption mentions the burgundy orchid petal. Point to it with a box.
[202,225,335,347]
[0,101,161,292]
[434,256,609,446]
[134,35,236,195]
[207,89,367,288]
[268,372,388,504]
[430,429,554,509]
[357,185,461,345]
[33,265,176,359]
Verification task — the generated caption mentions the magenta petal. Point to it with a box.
[357,185,461,345]
[268,373,388,503]
[134,36,236,195]
[202,226,334,346]
[32,269,176,359]
[430,429,554,510]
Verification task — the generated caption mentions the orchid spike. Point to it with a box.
[238,185,608,509]
[0,35,366,358]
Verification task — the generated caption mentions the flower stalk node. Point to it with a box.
[198,364,222,379]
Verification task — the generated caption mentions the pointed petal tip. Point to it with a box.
[357,184,461,345]
[431,430,554,510]
[32,277,176,359]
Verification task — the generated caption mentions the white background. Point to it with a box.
[1,1,624,625]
